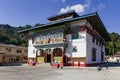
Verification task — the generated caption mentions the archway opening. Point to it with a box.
[53,48,62,63]
[45,49,51,63]
[47,54,51,63]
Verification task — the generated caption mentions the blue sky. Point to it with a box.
[0,0,120,33]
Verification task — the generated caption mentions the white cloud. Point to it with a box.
[59,4,84,14]
[98,3,105,10]
[59,0,92,14]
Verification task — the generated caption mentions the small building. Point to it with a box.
[114,52,120,62]
[19,11,110,67]
[0,44,28,64]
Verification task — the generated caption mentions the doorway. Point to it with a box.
[47,54,51,63]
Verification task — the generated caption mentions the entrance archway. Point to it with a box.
[36,49,44,63]
[45,49,51,63]
[47,54,51,62]
[53,48,62,63]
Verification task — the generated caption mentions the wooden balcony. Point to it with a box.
[33,37,67,48]
[34,37,67,45]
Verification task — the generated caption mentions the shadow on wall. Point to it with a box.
[0,62,23,66]
[107,62,120,67]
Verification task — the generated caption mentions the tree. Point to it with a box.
[106,32,120,56]
[0,24,31,47]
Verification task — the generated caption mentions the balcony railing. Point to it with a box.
[33,37,67,48]
[34,37,67,45]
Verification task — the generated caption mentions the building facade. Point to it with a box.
[0,44,28,64]
[19,11,110,67]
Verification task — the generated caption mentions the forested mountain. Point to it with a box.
[0,24,120,55]
[0,24,34,47]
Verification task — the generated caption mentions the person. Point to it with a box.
[106,66,108,69]
[97,66,102,71]
[51,59,55,64]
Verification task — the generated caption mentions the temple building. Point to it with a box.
[19,11,110,67]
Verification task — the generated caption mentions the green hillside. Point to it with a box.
[0,24,32,47]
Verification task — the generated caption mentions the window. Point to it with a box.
[37,49,44,57]
[6,48,11,52]
[92,38,95,43]
[92,48,96,61]
[101,52,104,61]
[71,27,79,39]
[8,49,11,52]
[16,50,22,53]
[24,50,28,53]
[96,40,98,45]
[53,48,62,57]
[99,42,101,47]
[73,46,77,52]
[60,30,63,37]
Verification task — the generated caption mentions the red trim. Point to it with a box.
[62,51,65,66]
[80,64,86,67]
[66,62,104,67]
[85,63,104,67]
[74,63,79,66]
[59,63,63,67]
[52,64,59,68]
[78,25,87,32]
[66,61,72,66]
[28,62,36,66]
[51,51,53,62]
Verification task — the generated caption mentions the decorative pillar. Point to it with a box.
[2,56,5,63]
[35,50,38,64]
[43,48,47,63]
[51,48,54,64]
[44,49,47,63]
[61,48,65,66]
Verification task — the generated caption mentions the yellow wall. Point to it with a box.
[0,54,3,62]
[54,57,62,63]
[37,57,44,63]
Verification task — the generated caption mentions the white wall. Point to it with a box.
[72,38,86,57]
[66,34,72,57]
[86,33,105,64]
[28,39,36,58]
[72,31,87,57]
[66,31,87,57]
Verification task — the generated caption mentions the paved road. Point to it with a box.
[0,63,120,80]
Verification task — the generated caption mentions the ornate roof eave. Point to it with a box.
[33,42,67,49]
[18,12,111,42]
[18,12,97,34]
